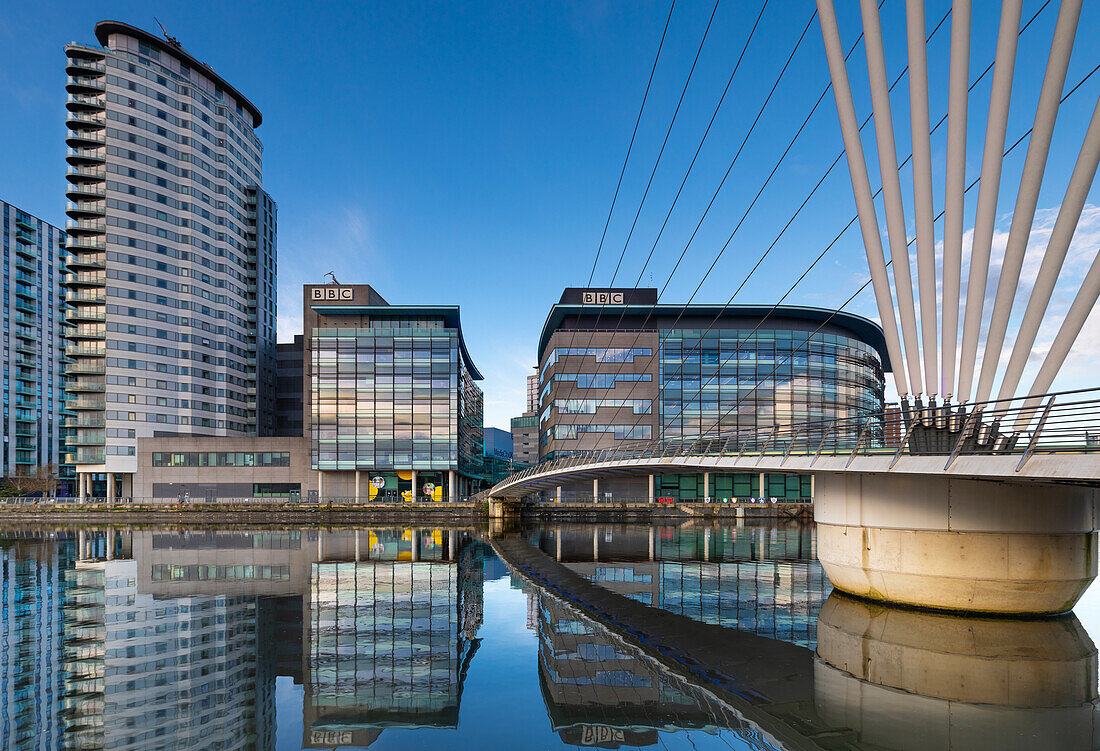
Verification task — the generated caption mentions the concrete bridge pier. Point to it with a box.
[814,472,1099,615]
[814,593,1099,750]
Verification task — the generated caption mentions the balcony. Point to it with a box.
[65,222,105,238]
[67,345,105,357]
[65,111,105,130]
[15,327,36,341]
[68,291,106,304]
[15,229,36,244]
[67,252,106,269]
[14,215,35,231]
[15,257,37,274]
[15,342,36,356]
[15,368,36,383]
[69,327,105,340]
[66,239,106,253]
[68,380,106,393]
[15,299,36,314]
[69,449,105,465]
[63,416,105,428]
[66,183,105,201]
[65,148,106,166]
[65,57,105,75]
[66,77,106,93]
[68,432,106,447]
[65,362,105,376]
[67,273,105,287]
[15,396,37,409]
[67,308,106,323]
[65,398,105,411]
[66,167,105,183]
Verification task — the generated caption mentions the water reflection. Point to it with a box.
[527,523,829,648]
[49,528,484,750]
[0,523,1095,749]
[816,593,1100,750]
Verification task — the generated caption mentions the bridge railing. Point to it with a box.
[492,387,1100,492]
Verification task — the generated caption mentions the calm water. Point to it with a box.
[3,521,1097,750]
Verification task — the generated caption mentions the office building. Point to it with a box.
[538,288,887,455]
[510,414,538,465]
[533,288,888,500]
[483,427,512,460]
[1,201,72,490]
[304,283,485,500]
[526,373,538,413]
[63,21,277,500]
[275,334,304,436]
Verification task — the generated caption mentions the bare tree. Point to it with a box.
[5,465,59,497]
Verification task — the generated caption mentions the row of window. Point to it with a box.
[150,452,291,467]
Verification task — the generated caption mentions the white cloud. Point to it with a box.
[848,203,1100,400]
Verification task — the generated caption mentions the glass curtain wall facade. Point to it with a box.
[311,324,460,470]
[659,329,884,447]
[536,290,888,460]
[63,22,276,496]
[1,202,72,490]
[305,286,485,499]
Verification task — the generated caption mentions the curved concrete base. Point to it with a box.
[814,593,1099,750]
[817,523,1096,614]
[814,473,1099,614]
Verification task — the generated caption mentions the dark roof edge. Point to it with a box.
[94,20,263,126]
[537,303,892,372]
[309,304,484,381]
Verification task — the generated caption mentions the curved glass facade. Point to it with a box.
[658,328,883,445]
[536,292,888,460]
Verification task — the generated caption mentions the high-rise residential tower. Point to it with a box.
[63,21,277,498]
[1,201,72,491]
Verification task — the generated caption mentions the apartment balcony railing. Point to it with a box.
[66,77,105,92]
[65,398,105,411]
[65,57,105,73]
[69,327,106,340]
[63,417,106,428]
[65,147,105,165]
[66,238,105,252]
[68,291,106,304]
[68,449,105,465]
[65,183,106,200]
[66,345,106,357]
[65,362,106,376]
[67,273,106,287]
[67,309,106,323]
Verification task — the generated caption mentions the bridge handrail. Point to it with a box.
[490,388,1100,495]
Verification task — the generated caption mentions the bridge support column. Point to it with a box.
[759,472,765,500]
[555,486,561,504]
[648,474,655,504]
[815,473,1098,614]
[449,470,456,502]
[703,472,710,500]
[592,478,599,503]
[355,470,361,503]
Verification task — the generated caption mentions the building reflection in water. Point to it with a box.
[42,527,484,750]
[529,523,830,649]
[1,524,1096,750]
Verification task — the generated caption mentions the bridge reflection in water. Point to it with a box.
[493,525,1100,750]
[0,524,1095,749]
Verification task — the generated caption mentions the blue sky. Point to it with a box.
[3,0,1099,428]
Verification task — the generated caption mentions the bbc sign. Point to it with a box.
[582,291,624,305]
[312,287,353,301]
